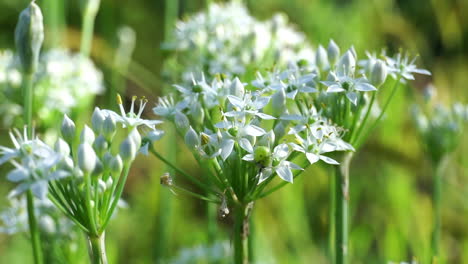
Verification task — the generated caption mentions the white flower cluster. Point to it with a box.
[0,49,104,126]
[163,1,313,82]
[0,96,163,234]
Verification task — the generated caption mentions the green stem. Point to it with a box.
[350,92,376,145]
[101,164,131,230]
[23,71,43,264]
[431,158,446,263]
[149,146,215,193]
[335,152,353,264]
[27,191,44,264]
[87,233,108,264]
[329,165,336,263]
[233,202,253,264]
[355,78,401,149]
[85,172,98,234]
[80,7,98,57]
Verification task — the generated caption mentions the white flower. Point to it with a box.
[224,92,275,120]
[102,94,163,130]
[385,53,431,81]
[242,143,302,183]
[0,127,69,199]
[321,71,377,105]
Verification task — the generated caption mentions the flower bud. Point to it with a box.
[61,114,76,144]
[58,156,74,171]
[254,146,271,167]
[102,152,113,171]
[174,111,189,132]
[271,88,286,117]
[315,45,329,70]
[337,51,356,75]
[80,125,95,145]
[192,103,204,125]
[185,127,199,150]
[91,107,105,134]
[78,143,97,173]
[102,115,117,141]
[92,160,103,176]
[129,128,141,149]
[370,60,387,86]
[14,1,44,74]
[93,135,108,157]
[110,155,123,175]
[54,138,70,156]
[327,39,340,65]
[119,136,137,162]
[230,77,245,97]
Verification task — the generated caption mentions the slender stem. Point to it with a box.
[101,164,131,230]
[355,78,401,149]
[329,165,336,263]
[350,92,376,145]
[85,172,98,235]
[233,202,253,264]
[149,146,214,193]
[22,71,43,264]
[87,233,108,264]
[431,158,446,263]
[27,191,44,264]
[335,152,353,264]
[80,7,98,57]
[23,74,33,138]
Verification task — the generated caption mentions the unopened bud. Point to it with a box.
[120,135,137,162]
[230,77,245,97]
[61,114,76,144]
[327,39,340,65]
[80,125,95,145]
[174,111,189,132]
[370,60,387,86]
[78,143,97,173]
[219,196,229,218]
[110,155,123,175]
[15,1,44,74]
[315,45,329,70]
[54,138,70,156]
[102,115,117,141]
[91,107,105,134]
[93,135,108,157]
[185,127,199,150]
[271,88,286,117]
[337,51,356,75]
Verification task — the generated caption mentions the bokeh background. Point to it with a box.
[0,0,467,263]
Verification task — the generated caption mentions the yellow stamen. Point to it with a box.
[117,94,123,105]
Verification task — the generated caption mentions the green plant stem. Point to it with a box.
[27,191,44,264]
[23,71,43,264]
[233,202,253,264]
[431,157,446,263]
[329,165,336,263]
[350,92,376,145]
[80,8,98,57]
[101,165,131,230]
[335,152,353,264]
[149,146,215,193]
[355,78,401,149]
[87,233,108,264]
[23,73,33,137]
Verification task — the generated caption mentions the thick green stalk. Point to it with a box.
[88,233,108,264]
[80,8,98,57]
[335,152,353,264]
[27,191,44,264]
[23,74,33,138]
[431,158,446,263]
[43,0,65,47]
[233,202,253,264]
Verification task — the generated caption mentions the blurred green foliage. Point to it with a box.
[0,0,467,263]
